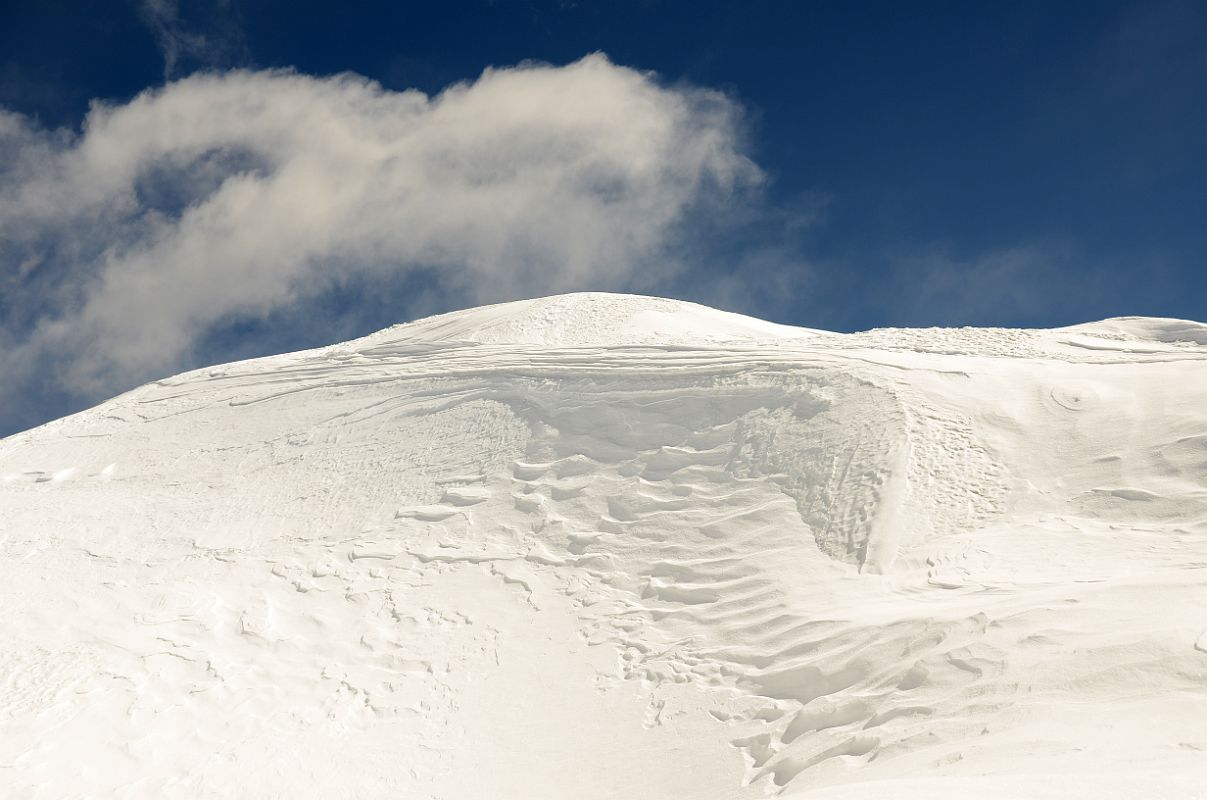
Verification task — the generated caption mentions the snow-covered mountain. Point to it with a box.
[2,292,1206,799]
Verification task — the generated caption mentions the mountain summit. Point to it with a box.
[2,295,1205,798]
[357,292,821,347]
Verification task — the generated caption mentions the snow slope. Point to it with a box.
[2,292,1206,799]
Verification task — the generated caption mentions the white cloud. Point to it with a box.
[0,55,760,431]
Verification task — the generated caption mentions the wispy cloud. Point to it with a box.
[861,242,1173,329]
[878,245,1073,326]
[0,55,760,434]
[136,0,248,79]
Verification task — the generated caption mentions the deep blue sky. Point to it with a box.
[0,1,1205,433]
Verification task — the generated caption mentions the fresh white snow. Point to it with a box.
[2,292,1206,799]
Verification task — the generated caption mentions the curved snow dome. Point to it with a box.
[366,291,822,347]
[2,293,1206,799]
[1060,316,1207,346]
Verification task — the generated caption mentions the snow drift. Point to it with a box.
[2,292,1206,799]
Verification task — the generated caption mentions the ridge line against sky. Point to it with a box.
[1,0,1205,435]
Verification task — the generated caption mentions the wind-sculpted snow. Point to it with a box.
[1,294,1206,799]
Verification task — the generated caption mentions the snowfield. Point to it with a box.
[2,292,1206,799]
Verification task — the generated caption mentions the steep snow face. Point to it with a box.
[2,294,1206,799]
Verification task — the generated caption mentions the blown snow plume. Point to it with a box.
[2,293,1207,798]
[0,56,758,433]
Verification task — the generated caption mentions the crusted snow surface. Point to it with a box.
[2,293,1206,799]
